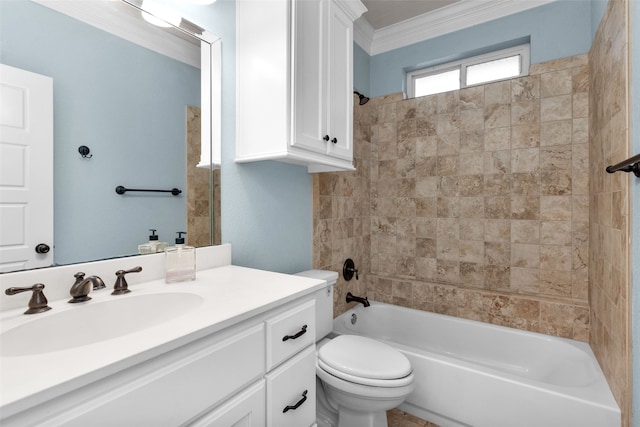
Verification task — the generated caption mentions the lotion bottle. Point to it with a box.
[165,232,196,283]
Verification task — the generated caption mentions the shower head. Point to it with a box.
[354,91,369,106]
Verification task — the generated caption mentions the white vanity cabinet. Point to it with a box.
[236,0,366,173]
[191,299,317,427]
[2,297,317,427]
[265,300,316,426]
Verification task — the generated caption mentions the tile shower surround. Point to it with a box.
[589,0,630,423]
[315,53,591,340]
[315,4,633,425]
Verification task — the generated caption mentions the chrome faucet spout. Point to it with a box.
[69,273,105,303]
[346,292,370,307]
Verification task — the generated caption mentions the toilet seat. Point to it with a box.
[317,335,413,387]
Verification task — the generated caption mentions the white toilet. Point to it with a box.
[296,270,415,427]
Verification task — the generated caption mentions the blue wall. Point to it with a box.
[0,1,199,265]
[591,0,608,39]
[168,0,313,273]
[353,43,371,97]
[366,0,593,97]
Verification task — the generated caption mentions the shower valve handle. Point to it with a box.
[343,258,358,281]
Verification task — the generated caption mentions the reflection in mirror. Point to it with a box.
[0,0,221,273]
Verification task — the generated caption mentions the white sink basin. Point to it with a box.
[1,292,203,357]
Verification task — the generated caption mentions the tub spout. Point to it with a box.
[346,292,370,307]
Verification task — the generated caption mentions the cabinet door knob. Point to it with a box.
[331,137,338,144]
[323,135,330,142]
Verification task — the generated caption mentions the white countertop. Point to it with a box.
[0,265,325,417]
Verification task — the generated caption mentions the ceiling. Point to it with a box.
[360,0,460,30]
[355,0,555,55]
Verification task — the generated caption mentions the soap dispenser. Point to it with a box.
[138,229,160,254]
[165,232,196,283]
[154,235,168,253]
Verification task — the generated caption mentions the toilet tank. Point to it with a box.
[295,270,337,341]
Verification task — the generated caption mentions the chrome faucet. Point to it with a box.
[69,272,105,303]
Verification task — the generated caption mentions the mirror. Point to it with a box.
[0,0,221,273]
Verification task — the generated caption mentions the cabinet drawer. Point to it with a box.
[266,345,316,427]
[46,324,266,427]
[189,380,265,427]
[266,300,315,370]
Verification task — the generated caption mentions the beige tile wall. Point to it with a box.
[186,106,221,248]
[313,95,372,316]
[314,55,591,337]
[362,54,589,340]
[589,0,631,424]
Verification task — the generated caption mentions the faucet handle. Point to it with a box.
[112,266,142,295]
[5,284,52,315]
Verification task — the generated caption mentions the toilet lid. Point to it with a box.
[318,335,412,381]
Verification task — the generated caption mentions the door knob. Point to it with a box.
[35,243,50,254]
[323,135,330,142]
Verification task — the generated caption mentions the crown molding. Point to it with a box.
[335,0,368,22]
[33,0,200,68]
[355,0,556,56]
[353,15,375,52]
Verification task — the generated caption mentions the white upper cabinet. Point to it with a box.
[236,0,366,173]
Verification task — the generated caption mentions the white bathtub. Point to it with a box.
[331,302,620,427]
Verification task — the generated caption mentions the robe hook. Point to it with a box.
[78,145,92,159]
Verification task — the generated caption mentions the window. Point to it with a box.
[407,44,530,98]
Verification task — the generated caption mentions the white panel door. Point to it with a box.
[0,64,53,272]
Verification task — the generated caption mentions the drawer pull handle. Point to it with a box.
[282,325,307,342]
[283,390,308,413]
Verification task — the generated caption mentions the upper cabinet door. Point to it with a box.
[236,0,365,172]
[291,0,327,155]
[325,2,353,161]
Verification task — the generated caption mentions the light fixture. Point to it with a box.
[354,91,369,106]
[141,0,181,28]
